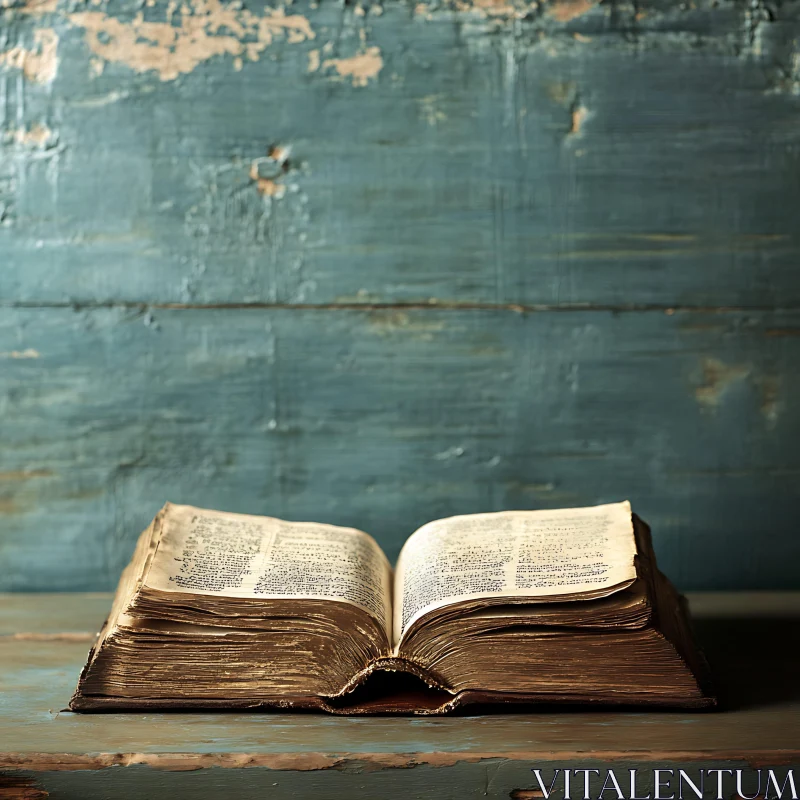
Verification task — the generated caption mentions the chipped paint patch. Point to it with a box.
[569,105,588,136]
[252,175,285,198]
[546,0,596,22]
[467,0,518,17]
[69,0,315,82]
[0,28,58,84]
[4,123,54,147]
[695,358,750,409]
[413,0,520,19]
[307,48,320,72]
[16,0,58,14]
[323,46,382,87]
[249,145,290,198]
[0,349,40,359]
[413,0,597,21]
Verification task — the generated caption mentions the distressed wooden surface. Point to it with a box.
[2,307,799,591]
[1,0,800,307]
[1,0,799,591]
[0,593,798,800]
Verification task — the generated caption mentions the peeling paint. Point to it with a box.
[4,123,54,148]
[412,0,596,21]
[323,46,382,87]
[17,0,58,14]
[0,0,798,601]
[0,349,41,359]
[414,0,520,19]
[546,0,596,22]
[252,175,285,198]
[463,0,520,17]
[69,0,315,82]
[269,144,290,165]
[695,358,750,409]
[0,28,58,84]
[569,104,588,136]
[249,145,290,198]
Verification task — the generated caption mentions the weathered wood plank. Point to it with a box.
[1,0,799,306]
[1,306,798,591]
[1,592,798,794]
[2,0,799,594]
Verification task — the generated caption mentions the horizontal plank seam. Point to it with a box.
[3,301,800,314]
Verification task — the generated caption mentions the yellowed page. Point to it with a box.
[144,503,393,636]
[393,501,637,647]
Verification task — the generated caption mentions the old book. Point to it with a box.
[70,501,714,713]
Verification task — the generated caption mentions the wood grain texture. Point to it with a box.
[0,592,798,800]
[1,0,799,307]
[1,306,799,591]
[1,0,799,591]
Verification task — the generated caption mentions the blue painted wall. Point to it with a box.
[1,0,798,590]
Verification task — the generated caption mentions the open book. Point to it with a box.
[70,501,714,713]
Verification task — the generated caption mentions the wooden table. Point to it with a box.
[1,593,798,799]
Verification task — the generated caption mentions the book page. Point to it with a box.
[144,504,393,635]
[393,501,637,646]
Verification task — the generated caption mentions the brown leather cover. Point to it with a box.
[70,514,716,714]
